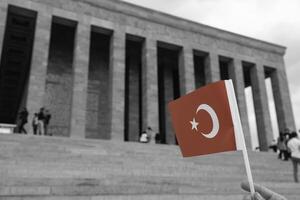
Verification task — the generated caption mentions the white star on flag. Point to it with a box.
[190,118,199,131]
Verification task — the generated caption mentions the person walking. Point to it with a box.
[32,113,38,135]
[44,109,51,136]
[17,107,28,134]
[287,131,300,183]
[37,107,45,135]
[284,128,292,160]
[277,132,288,161]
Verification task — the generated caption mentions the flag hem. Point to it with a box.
[225,80,244,150]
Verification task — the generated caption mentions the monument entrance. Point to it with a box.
[0,5,36,123]
[124,38,143,141]
[157,44,180,144]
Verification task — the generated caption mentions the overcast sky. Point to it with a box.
[123,0,300,148]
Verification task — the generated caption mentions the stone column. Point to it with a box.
[205,52,220,83]
[26,10,52,135]
[142,38,159,133]
[179,47,195,95]
[109,28,125,141]
[250,63,272,151]
[0,2,8,62]
[270,62,296,132]
[164,66,176,144]
[228,59,251,148]
[69,21,90,138]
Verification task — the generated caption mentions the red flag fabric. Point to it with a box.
[168,80,242,157]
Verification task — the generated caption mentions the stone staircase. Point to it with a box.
[0,134,299,200]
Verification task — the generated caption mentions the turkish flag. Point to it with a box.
[168,80,244,157]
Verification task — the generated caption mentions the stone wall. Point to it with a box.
[85,32,110,139]
[30,0,285,65]
[45,23,74,137]
[194,55,206,89]
[158,48,180,144]
[124,40,142,142]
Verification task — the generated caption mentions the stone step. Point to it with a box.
[0,194,246,200]
[0,184,240,196]
[2,164,289,182]
[0,134,277,156]
[0,145,284,166]
[0,157,290,174]
[0,158,287,172]
[1,157,286,172]
[0,177,243,187]
[0,178,297,198]
[1,194,299,200]
[1,184,298,197]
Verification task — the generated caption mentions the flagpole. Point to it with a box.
[226,80,255,199]
[241,135,255,199]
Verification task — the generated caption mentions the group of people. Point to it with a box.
[139,127,163,144]
[274,128,300,183]
[276,129,292,161]
[139,127,156,144]
[16,107,51,136]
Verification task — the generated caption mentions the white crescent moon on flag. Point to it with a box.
[196,104,219,139]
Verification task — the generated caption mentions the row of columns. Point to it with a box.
[0,5,295,149]
[24,17,298,148]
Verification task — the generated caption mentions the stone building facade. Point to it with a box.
[0,0,295,150]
